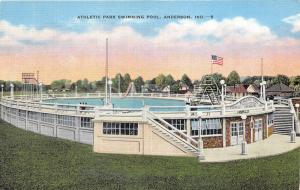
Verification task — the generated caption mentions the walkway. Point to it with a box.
[201,134,300,162]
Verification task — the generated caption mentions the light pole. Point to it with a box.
[262,81,266,100]
[39,82,43,102]
[241,114,247,155]
[295,104,299,120]
[118,74,121,95]
[198,115,205,161]
[296,104,300,134]
[220,80,225,102]
[75,85,78,97]
[108,79,112,104]
[290,110,296,143]
[10,83,14,100]
[1,84,3,98]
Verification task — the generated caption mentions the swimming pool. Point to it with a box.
[45,97,186,109]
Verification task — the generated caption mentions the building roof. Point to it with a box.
[226,84,247,93]
[247,84,260,93]
[266,83,294,93]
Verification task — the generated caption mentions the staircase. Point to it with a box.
[273,103,293,135]
[193,75,221,105]
[145,111,199,156]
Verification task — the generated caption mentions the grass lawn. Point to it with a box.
[0,120,299,190]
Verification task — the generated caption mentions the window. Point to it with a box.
[201,119,222,135]
[10,108,17,116]
[103,122,138,136]
[268,114,273,126]
[28,111,39,120]
[18,110,26,118]
[191,119,199,136]
[57,115,76,127]
[165,119,186,131]
[41,113,55,124]
[81,117,92,128]
[254,119,263,129]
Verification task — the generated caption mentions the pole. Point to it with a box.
[10,84,14,100]
[118,74,121,95]
[261,58,264,82]
[241,115,247,155]
[211,61,213,76]
[105,38,108,105]
[198,116,205,161]
[1,85,3,98]
[75,85,78,97]
[39,82,43,102]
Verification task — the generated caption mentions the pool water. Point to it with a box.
[45,97,186,109]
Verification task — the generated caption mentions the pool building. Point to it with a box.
[0,75,299,159]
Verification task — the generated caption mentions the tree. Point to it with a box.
[181,74,193,89]
[112,73,124,93]
[290,76,300,93]
[272,74,290,86]
[291,76,300,86]
[155,74,166,87]
[134,76,145,92]
[51,79,71,91]
[226,71,240,86]
[123,73,132,92]
[165,74,175,86]
[170,82,180,93]
[211,73,226,88]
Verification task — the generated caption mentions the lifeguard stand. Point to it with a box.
[22,72,39,100]
[193,75,221,105]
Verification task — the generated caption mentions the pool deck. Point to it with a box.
[201,134,300,162]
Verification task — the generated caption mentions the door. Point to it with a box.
[230,122,244,145]
[254,119,263,141]
[231,122,244,145]
[231,123,238,145]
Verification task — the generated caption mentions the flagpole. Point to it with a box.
[211,60,213,76]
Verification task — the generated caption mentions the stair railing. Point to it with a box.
[145,110,199,152]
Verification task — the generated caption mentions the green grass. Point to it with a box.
[0,120,299,190]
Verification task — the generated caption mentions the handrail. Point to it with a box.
[146,110,199,151]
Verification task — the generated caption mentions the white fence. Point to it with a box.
[0,94,275,145]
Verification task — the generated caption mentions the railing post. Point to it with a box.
[143,105,149,121]
[264,101,268,111]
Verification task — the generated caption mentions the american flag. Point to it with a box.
[211,55,223,65]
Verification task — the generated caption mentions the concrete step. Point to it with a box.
[151,123,197,154]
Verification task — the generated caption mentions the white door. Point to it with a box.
[254,119,263,141]
[231,123,238,145]
[231,122,244,145]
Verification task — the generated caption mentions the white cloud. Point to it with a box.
[0,16,298,55]
[154,17,276,44]
[120,18,146,24]
[283,13,300,33]
[0,20,58,46]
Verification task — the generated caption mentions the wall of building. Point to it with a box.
[202,136,223,148]
[225,114,268,146]
[0,105,94,145]
[93,119,192,157]
[268,126,273,137]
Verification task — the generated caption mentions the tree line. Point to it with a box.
[0,71,300,94]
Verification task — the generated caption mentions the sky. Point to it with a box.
[0,1,300,84]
